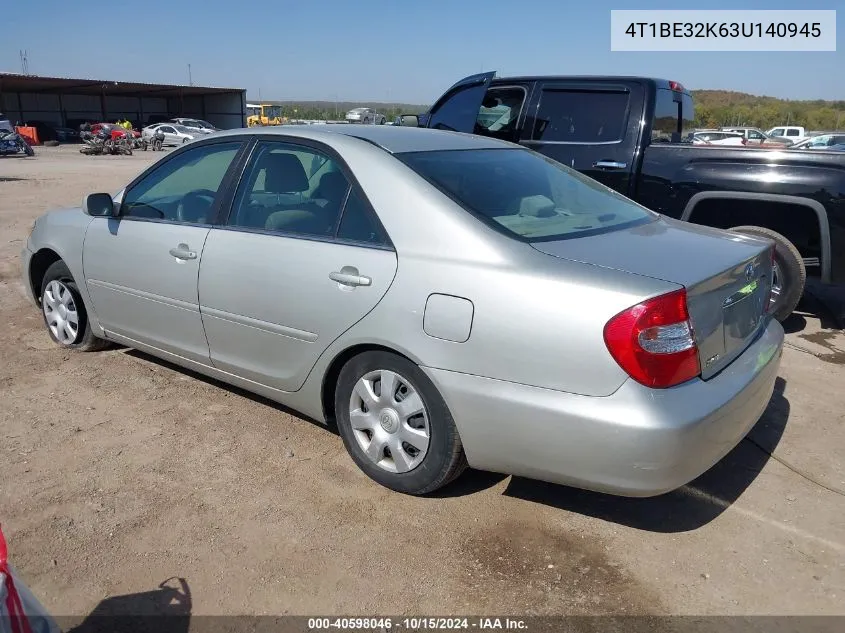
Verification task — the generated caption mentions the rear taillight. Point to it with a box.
[603,289,701,389]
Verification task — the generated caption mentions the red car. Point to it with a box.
[90,123,141,140]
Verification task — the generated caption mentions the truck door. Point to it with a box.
[520,80,645,197]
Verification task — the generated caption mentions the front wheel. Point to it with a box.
[335,351,467,495]
[729,225,806,321]
[39,260,110,351]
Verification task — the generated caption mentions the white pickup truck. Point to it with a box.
[766,125,808,144]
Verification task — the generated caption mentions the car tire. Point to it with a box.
[335,351,467,495]
[729,225,806,322]
[39,260,110,352]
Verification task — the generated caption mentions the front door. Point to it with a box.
[198,139,398,391]
[82,140,245,363]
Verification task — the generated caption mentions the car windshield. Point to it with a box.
[397,148,656,242]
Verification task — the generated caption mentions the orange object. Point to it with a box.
[14,126,39,145]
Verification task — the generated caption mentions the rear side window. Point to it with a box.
[398,148,655,242]
[532,90,629,143]
[651,88,695,144]
[786,129,800,137]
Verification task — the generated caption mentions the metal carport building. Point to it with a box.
[0,73,247,130]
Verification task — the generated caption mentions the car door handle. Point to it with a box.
[593,160,628,170]
[330,268,371,287]
[169,244,197,260]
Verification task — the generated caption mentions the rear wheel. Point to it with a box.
[729,225,805,321]
[335,351,467,495]
[39,261,109,351]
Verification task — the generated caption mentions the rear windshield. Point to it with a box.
[396,148,655,241]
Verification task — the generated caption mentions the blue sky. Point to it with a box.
[2,0,842,104]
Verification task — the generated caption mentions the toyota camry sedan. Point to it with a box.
[21,125,784,497]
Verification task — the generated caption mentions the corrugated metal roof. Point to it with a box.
[0,72,244,96]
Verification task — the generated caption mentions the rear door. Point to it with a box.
[521,80,645,197]
[198,138,398,391]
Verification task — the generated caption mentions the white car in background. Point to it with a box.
[345,108,385,125]
[141,123,197,146]
[767,126,808,143]
[692,130,747,146]
[171,118,218,134]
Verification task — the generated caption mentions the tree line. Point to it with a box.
[691,90,845,131]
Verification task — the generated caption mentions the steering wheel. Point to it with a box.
[176,189,216,223]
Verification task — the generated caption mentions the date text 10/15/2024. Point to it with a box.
[307,617,528,630]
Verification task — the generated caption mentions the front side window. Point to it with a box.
[770,128,785,137]
[121,141,242,222]
[228,141,351,238]
[748,130,764,140]
[533,89,629,143]
[427,83,490,132]
[398,148,655,242]
[474,87,526,142]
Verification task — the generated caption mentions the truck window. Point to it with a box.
[651,88,694,144]
[532,90,628,143]
[474,86,526,143]
[786,128,800,137]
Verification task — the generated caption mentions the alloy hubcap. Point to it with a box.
[349,369,430,474]
[42,280,80,345]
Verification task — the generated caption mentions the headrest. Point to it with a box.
[261,152,308,193]
[518,195,556,217]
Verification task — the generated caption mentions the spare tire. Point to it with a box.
[729,225,805,322]
[43,140,60,147]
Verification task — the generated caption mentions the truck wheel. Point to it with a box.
[729,225,806,322]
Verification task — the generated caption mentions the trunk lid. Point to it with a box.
[531,216,774,379]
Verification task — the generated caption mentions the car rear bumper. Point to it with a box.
[423,318,784,497]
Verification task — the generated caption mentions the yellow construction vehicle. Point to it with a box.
[246,103,286,127]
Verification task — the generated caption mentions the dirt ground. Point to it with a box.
[1,146,844,623]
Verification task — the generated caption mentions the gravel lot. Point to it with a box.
[1,146,844,623]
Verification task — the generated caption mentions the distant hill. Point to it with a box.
[691,90,845,131]
[246,99,429,121]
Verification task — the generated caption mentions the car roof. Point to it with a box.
[210,124,516,153]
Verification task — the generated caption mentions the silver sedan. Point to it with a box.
[345,108,385,125]
[21,126,784,497]
[141,123,197,146]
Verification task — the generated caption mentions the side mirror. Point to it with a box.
[82,192,116,217]
[398,115,419,127]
